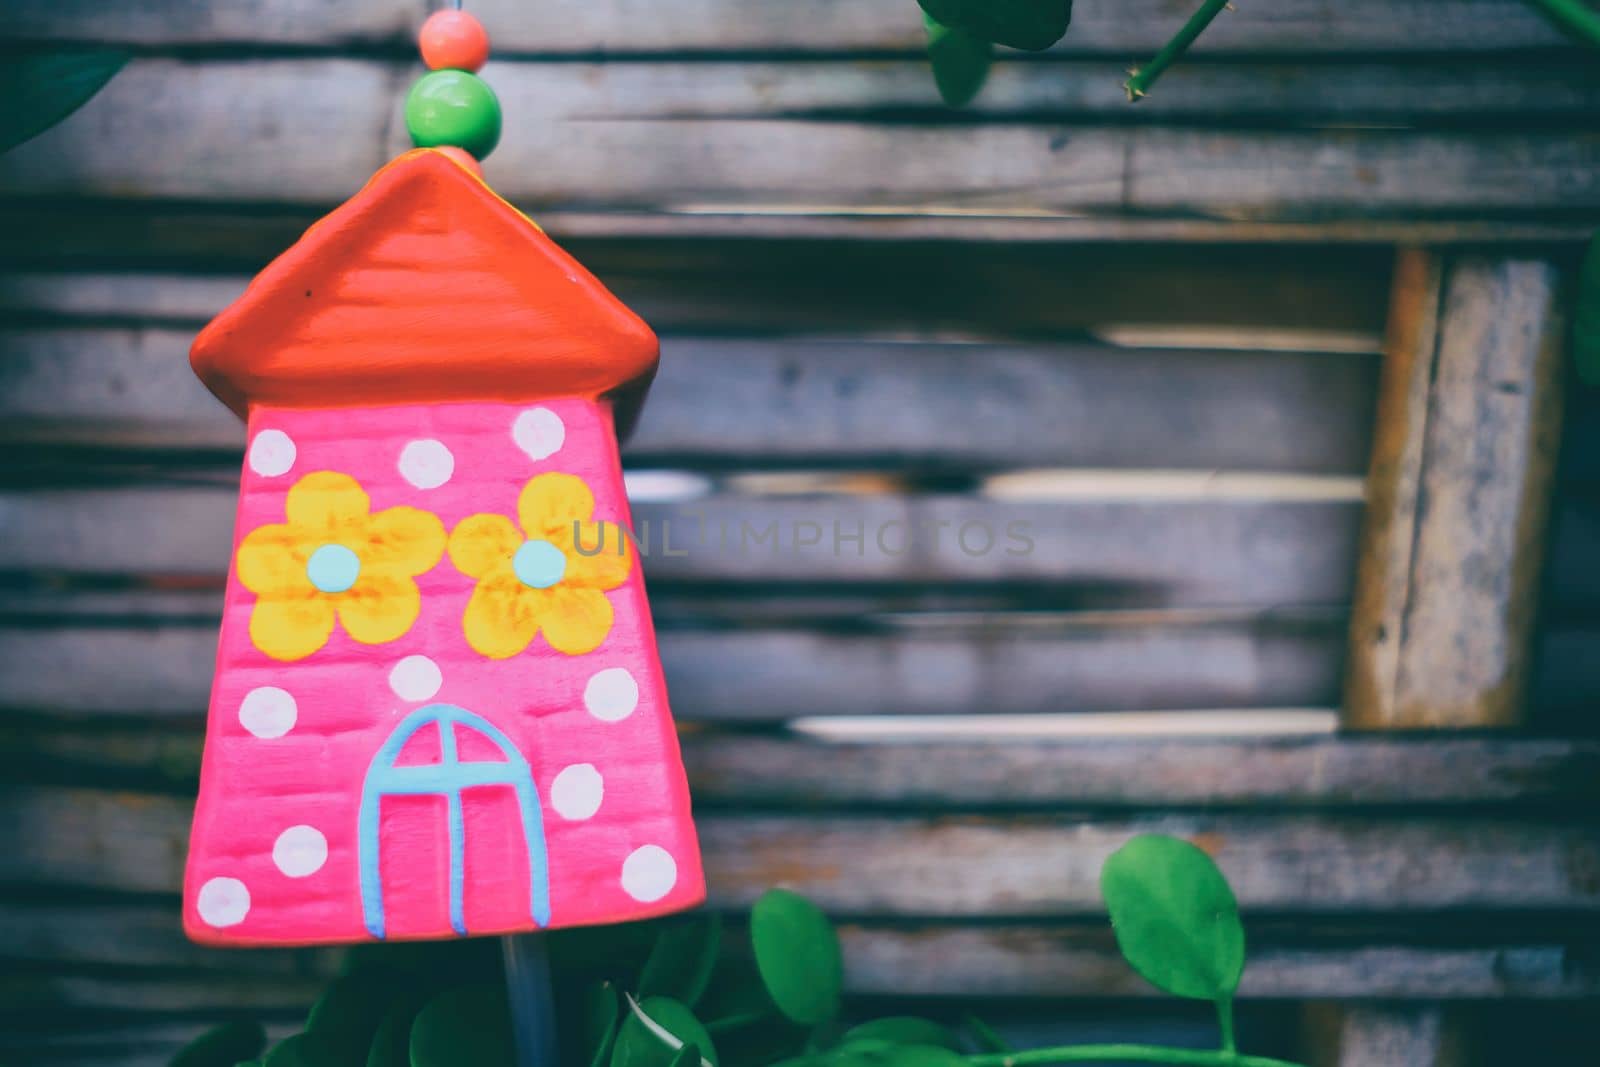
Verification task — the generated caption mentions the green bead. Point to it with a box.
[405,70,501,160]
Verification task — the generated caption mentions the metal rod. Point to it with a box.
[502,934,560,1067]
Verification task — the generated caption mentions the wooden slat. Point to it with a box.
[0,326,1379,472]
[1346,255,1567,729]
[0,616,1344,719]
[0,973,323,1017]
[9,0,1578,53]
[838,926,1597,1000]
[0,57,1587,127]
[9,722,1595,808]
[0,486,1363,605]
[1303,1004,1471,1067]
[2,903,1592,1001]
[679,735,1600,808]
[4,786,1597,913]
[0,1024,296,1067]
[4,61,1598,217]
[4,202,1593,254]
[0,246,1394,340]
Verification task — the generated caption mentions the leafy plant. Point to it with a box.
[0,49,128,153]
[921,0,1600,107]
[170,834,1302,1067]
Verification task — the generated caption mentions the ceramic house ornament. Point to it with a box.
[183,148,705,945]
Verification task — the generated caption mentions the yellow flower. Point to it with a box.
[447,473,633,658]
[236,472,446,662]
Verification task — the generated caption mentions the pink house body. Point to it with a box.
[182,151,705,946]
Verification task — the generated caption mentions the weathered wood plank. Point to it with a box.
[0,486,1364,605]
[0,56,1581,127]
[0,326,1380,473]
[679,735,1600,808]
[4,786,1597,912]
[8,0,1578,53]
[840,927,1598,1000]
[1346,256,1567,730]
[19,204,1600,262]
[3,903,1593,1001]
[0,246,1393,340]
[0,973,324,1017]
[3,203,1591,255]
[11,720,1595,808]
[4,60,1598,216]
[1302,1004,1472,1067]
[0,615,1344,719]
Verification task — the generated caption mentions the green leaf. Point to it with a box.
[169,1020,268,1067]
[306,971,397,1064]
[409,985,515,1067]
[1576,230,1600,387]
[638,913,723,1006]
[961,1014,1011,1054]
[262,1033,342,1067]
[916,0,1072,51]
[874,1046,968,1067]
[668,1043,703,1067]
[365,991,429,1067]
[924,15,993,107]
[838,1019,957,1051]
[1100,834,1246,1002]
[0,49,128,154]
[583,983,623,1067]
[826,1044,965,1067]
[612,995,720,1067]
[750,889,842,1027]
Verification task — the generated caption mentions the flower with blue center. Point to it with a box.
[235,471,446,661]
[447,473,632,658]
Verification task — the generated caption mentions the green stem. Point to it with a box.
[968,1048,1303,1067]
[1124,0,1232,102]
[1217,997,1237,1055]
[1523,0,1600,48]
[703,1011,771,1035]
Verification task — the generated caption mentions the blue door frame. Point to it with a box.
[358,703,551,938]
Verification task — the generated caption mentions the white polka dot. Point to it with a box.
[247,430,296,477]
[398,439,455,489]
[584,668,639,722]
[621,845,677,903]
[512,408,566,461]
[239,686,296,739]
[272,825,328,878]
[197,877,250,927]
[550,764,604,820]
[389,655,443,702]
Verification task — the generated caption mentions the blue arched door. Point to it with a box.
[358,703,551,939]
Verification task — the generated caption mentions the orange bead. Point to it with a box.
[419,11,490,73]
[432,145,484,178]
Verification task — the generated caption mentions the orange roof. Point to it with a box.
[191,150,658,428]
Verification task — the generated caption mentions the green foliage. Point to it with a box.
[307,973,398,1064]
[410,985,515,1067]
[749,889,843,1027]
[1576,231,1600,387]
[638,914,722,1006]
[838,1019,957,1050]
[0,49,128,154]
[1100,834,1245,1003]
[176,837,1300,1067]
[262,1032,343,1067]
[916,0,1072,52]
[613,995,720,1067]
[924,15,993,108]
[582,983,623,1067]
[168,1020,267,1067]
